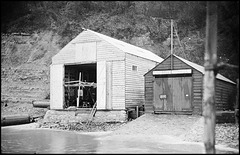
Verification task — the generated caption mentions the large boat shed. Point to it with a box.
[50,28,163,115]
[144,54,236,115]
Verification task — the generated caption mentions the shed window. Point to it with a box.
[132,65,138,71]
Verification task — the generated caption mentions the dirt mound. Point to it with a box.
[112,113,202,137]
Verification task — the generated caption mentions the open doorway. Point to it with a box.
[64,63,96,109]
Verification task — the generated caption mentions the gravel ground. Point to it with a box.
[112,113,201,137]
[1,101,48,118]
[111,113,239,149]
[1,102,239,150]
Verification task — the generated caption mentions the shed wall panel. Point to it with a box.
[106,61,112,110]
[75,42,97,62]
[52,30,125,65]
[50,64,64,109]
[125,53,157,108]
[97,61,107,109]
[215,79,236,110]
[111,60,125,109]
[144,72,154,112]
[52,31,100,64]
[144,55,204,114]
[97,40,125,61]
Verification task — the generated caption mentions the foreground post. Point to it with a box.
[235,79,239,124]
[203,1,218,154]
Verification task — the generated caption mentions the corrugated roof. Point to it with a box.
[174,54,236,84]
[87,29,164,63]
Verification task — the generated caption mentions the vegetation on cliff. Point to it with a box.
[1,1,239,102]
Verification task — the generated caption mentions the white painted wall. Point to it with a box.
[125,53,158,108]
[50,64,64,109]
[111,60,125,109]
[106,61,112,110]
[75,42,96,62]
[97,61,107,109]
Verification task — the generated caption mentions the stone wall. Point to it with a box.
[43,109,128,125]
[93,110,128,123]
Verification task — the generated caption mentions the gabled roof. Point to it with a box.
[174,54,236,84]
[86,29,164,63]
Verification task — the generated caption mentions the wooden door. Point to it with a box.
[154,76,192,112]
[50,64,64,109]
[97,61,107,109]
[154,78,173,111]
[172,77,192,111]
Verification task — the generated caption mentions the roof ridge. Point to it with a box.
[86,29,163,63]
[173,54,235,84]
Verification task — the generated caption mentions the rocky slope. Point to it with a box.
[1,31,61,103]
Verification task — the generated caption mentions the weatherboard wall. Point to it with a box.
[125,53,158,108]
[51,30,164,111]
[144,55,236,115]
[144,55,204,114]
[52,30,126,65]
[215,79,236,111]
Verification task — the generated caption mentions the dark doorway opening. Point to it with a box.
[64,63,96,108]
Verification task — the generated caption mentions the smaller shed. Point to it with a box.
[144,54,236,115]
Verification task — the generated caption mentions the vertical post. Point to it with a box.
[136,106,139,118]
[77,72,81,108]
[203,1,218,154]
[171,19,173,70]
[235,79,239,124]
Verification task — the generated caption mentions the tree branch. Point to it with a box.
[216,62,239,70]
